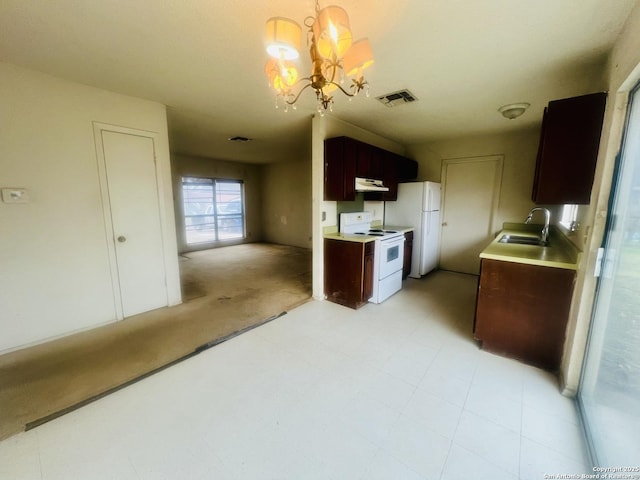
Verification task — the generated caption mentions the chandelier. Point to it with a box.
[264,1,374,113]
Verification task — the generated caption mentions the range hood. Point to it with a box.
[354,177,390,192]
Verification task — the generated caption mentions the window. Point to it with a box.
[560,204,578,230]
[181,177,245,245]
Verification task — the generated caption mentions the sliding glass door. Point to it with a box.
[181,177,245,245]
[578,83,640,465]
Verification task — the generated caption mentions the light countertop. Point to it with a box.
[480,223,581,270]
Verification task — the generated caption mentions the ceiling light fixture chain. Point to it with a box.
[264,1,373,113]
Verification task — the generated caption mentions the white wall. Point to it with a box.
[171,154,264,253]
[561,0,640,394]
[0,63,180,353]
[261,158,312,249]
[408,128,542,233]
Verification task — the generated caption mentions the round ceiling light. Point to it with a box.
[498,103,530,119]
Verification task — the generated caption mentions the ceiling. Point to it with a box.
[1,0,637,164]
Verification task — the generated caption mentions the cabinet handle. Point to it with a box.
[117,236,127,243]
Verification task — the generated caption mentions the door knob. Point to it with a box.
[442,222,448,227]
[117,235,127,243]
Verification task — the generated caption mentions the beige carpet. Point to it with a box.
[0,243,312,441]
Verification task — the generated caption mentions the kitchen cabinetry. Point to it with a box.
[402,231,413,279]
[367,151,399,201]
[532,92,607,205]
[324,136,418,201]
[474,258,576,371]
[324,136,357,201]
[357,143,384,179]
[324,238,374,309]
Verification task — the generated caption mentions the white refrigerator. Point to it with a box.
[385,181,441,278]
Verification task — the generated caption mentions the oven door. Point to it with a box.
[377,236,405,279]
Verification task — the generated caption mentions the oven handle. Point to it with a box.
[379,236,405,246]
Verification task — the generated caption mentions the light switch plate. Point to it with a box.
[2,188,29,203]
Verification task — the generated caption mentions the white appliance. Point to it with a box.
[339,212,405,304]
[384,181,441,279]
[370,234,405,304]
[354,177,390,192]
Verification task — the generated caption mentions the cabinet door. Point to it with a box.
[475,259,576,370]
[324,137,356,201]
[532,92,607,204]
[364,151,399,201]
[397,156,418,181]
[402,231,413,279]
[324,238,369,309]
[356,140,372,178]
[382,152,399,201]
[342,140,357,200]
[355,141,384,179]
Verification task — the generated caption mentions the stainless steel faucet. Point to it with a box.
[525,207,551,245]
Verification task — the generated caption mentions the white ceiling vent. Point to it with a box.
[376,89,418,107]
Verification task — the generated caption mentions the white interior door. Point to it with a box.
[99,129,168,317]
[440,156,503,275]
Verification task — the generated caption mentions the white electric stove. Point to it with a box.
[339,212,405,304]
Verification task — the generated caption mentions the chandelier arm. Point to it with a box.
[326,81,356,98]
[285,82,314,105]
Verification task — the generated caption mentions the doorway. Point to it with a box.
[578,83,640,465]
[440,155,503,275]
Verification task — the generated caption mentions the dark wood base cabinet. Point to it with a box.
[324,238,374,309]
[474,259,576,371]
[403,231,413,279]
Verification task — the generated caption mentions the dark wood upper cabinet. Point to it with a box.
[532,92,607,205]
[324,136,418,201]
[357,143,384,179]
[396,155,418,182]
[324,136,356,201]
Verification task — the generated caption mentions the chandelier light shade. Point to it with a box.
[264,1,373,113]
[312,6,352,60]
[342,38,374,77]
[265,17,302,60]
[264,58,299,92]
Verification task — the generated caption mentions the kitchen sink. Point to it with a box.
[498,234,547,246]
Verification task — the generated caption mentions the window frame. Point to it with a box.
[559,204,579,231]
[181,176,245,246]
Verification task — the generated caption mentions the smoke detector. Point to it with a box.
[376,89,418,108]
[498,103,530,119]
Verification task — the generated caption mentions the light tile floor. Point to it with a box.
[0,271,592,479]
